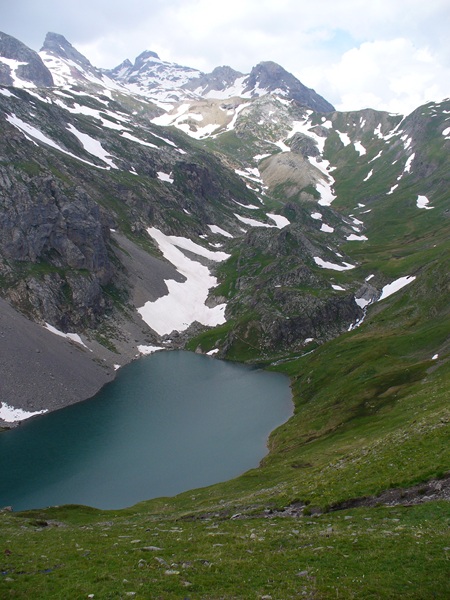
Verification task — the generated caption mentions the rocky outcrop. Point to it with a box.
[0,31,53,87]
[261,292,361,346]
[0,170,112,280]
[220,225,363,356]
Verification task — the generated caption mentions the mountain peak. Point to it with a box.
[41,32,93,70]
[136,50,161,62]
[244,60,334,112]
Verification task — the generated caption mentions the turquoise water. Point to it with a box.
[0,351,292,510]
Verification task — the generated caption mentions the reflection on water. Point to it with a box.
[0,351,292,511]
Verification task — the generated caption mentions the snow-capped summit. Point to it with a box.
[184,61,334,109]
[104,50,202,101]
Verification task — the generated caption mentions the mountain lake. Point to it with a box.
[0,350,293,511]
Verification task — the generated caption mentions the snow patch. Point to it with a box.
[44,323,89,349]
[267,213,290,228]
[315,177,336,207]
[208,224,234,238]
[67,124,117,169]
[369,150,383,162]
[378,276,416,301]
[235,167,262,183]
[416,195,434,210]
[254,153,271,162]
[274,139,290,152]
[363,169,373,182]
[314,257,355,271]
[355,297,371,308]
[311,212,322,220]
[233,199,260,210]
[387,184,399,195]
[121,131,158,148]
[403,153,415,174]
[138,345,164,355]
[336,130,351,146]
[0,57,35,88]
[346,234,368,241]
[354,141,366,156]
[320,223,334,233]
[157,171,174,183]
[332,284,345,291]
[0,88,17,98]
[0,402,48,423]
[235,214,272,228]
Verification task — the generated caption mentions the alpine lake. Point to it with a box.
[0,351,293,511]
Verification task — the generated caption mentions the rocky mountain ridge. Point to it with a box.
[0,30,448,425]
[102,40,334,110]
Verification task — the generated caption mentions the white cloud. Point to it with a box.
[304,38,450,113]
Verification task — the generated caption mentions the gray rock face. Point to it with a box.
[0,31,53,87]
[0,166,113,329]
[0,171,111,280]
[261,292,361,346]
[289,132,321,158]
[221,225,363,355]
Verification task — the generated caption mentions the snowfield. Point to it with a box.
[379,276,416,301]
[66,124,117,169]
[138,228,229,336]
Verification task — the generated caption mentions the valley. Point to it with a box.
[0,29,448,598]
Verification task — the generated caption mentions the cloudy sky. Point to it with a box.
[4,0,450,114]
